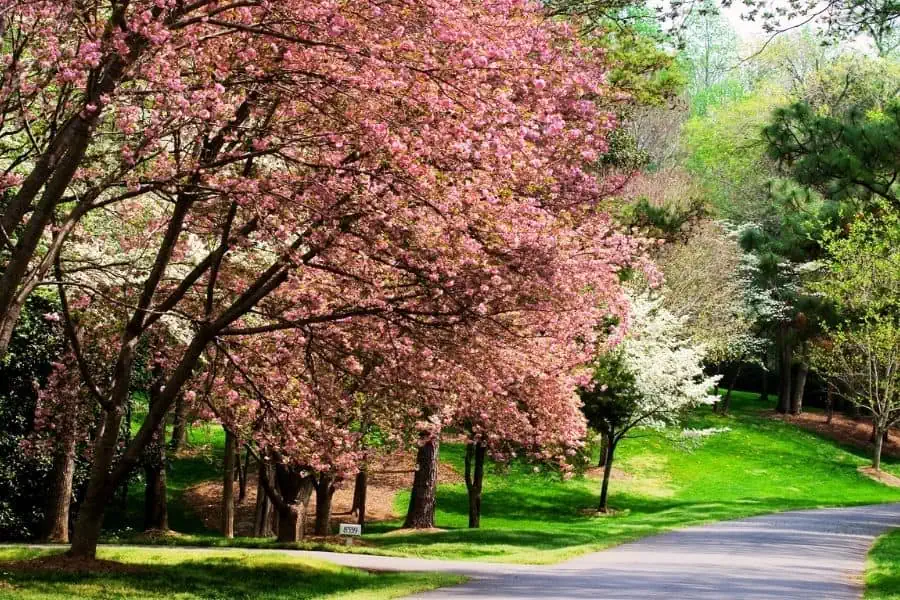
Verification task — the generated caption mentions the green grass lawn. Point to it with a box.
[0,547,462,600]
[361,392,900,563]
[108,392,900,564]
[866,528,900,599]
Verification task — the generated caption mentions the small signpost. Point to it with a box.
[339,523,362,546]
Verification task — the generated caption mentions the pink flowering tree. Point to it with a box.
[0,0,650,557]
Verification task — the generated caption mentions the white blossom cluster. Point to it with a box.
[621,293,722,429]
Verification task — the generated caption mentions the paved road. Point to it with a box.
[11,504,900,599]
[301,504,900,599]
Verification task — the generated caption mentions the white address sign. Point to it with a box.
[339,523,362,536]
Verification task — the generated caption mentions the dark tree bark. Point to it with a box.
[238,447,250,504]
[464,442,486,529]
[720,364,743,416]
[404,436,440,529]
[44,409,78,542]
[313,473,336,536]
[143,370,168,531]
[826,384,835,424]
[222,429,236,538]
[790,362,809,415]
[777,327,793,414]
[253,463,274,537]
[760,359,769,403]
[351,470,368,527]
[263,462,314,543]
[169,393,188,453]
[599,437,618,513]
[874,425,885,471]
[276,503,302,542]
[598,432,609,468]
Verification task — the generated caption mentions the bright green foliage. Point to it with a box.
[0,547,462,600]
[813,212,900,467]
[865,528,900,600]
[683,87,788,222]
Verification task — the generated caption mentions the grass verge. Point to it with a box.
[866,528,900,599]
[0,547,463,600]
[108,392,900,564]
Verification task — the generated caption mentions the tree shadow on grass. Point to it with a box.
[1,552,451,600]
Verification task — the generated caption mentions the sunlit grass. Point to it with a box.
[0,547,462,600]
[107,392,900,564]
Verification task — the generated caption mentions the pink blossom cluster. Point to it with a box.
[5,0,655,480]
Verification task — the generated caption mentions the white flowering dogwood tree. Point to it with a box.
[581,293,721,512]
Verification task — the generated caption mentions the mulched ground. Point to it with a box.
[859,466,900,487]
[182,449,463,537]
[774,410,900,458]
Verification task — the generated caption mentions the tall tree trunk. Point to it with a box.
[253,464,274,537]
[143,458,168,531]
[404,435,440,529]
[599,438,617,513]
[313,473,336,536]
[222,429,236,538]
[68,404,125,558]
[777,327,793,414]
[721,364,742,416]
[276,504,302,543]
[351,470,368,527]
[143,370,168,531]
[874,425,885,471]
[464,442,486,529]
[266,462,314,543]
[238,448,250,504]
[598,432,609,468]
[826,384,834,424]
[169,393,188,453]
[43,410,78,543]
[790,362,808,415]
[760,360,769,403]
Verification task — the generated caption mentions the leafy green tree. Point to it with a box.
[581,294,719,512]
[812,210,900,470]
[765,101,900,207]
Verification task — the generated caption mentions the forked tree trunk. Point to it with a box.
[44,410,78,542]
[599,438,617,513]
[268,463,314,542]
[790,362,808,415]
[313,473,336,536]
[404,435,440,529]
[222,430,236,538]
[351,470,368,527]
[464,442,486,529]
